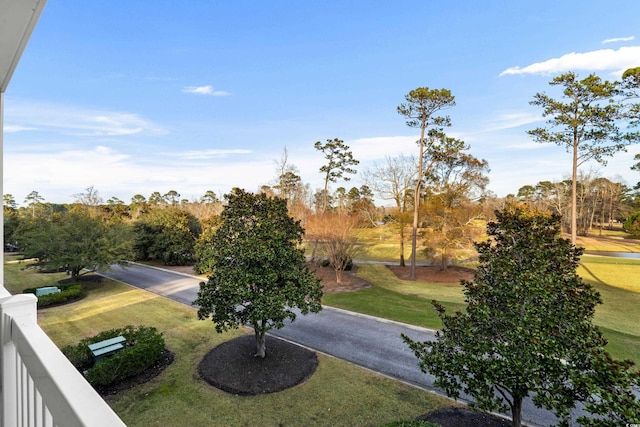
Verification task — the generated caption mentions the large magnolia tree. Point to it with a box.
[193,189,322,358]
[403,204,640,427]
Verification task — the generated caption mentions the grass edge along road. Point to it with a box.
[323,257,640,366]
[3,254,455,427]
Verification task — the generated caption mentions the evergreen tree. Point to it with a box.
[403,204,640,427]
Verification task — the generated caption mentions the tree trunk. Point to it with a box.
[571,137,578,245]
[410,189,419,280]
[511,397,523,427]
[310,239,319,262]
[411,123,427,280]
[323,173,330,213]
[254,327,266,358]
[399,224,406,267]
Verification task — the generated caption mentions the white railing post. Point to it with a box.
[0,292,37,427]
[0,290,127,427]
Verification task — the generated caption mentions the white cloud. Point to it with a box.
[349,136,417,161]
[5,101,167,137]
[602,36,635,44]
[481,111,542,132]
[499,45,640,77]
[171,149,252,160]
[3,124,37,133]
[181,85,230,96]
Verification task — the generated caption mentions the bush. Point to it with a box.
[623,211,640,237]
[62,325,165,388]
[23,283,83,308]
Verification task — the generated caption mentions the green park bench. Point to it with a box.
[35,286,61,297]
[88,336,126,363]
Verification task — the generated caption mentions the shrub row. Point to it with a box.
[62,325,165,388]
[22,283,83,308]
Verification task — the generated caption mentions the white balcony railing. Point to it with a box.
[0,287,126,427]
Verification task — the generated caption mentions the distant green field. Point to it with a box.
[349,225,640,264]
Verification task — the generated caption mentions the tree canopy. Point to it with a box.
[403,204,640,427]
[133,206,202,265]
[528,71,639,244]
[314,138,359,212]
[16,209,133,278]
[193,189,322,358]
[421,131,489,270]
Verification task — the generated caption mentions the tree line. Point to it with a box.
[4,68,640,278]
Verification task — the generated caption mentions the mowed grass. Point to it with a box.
[323,264,466,329]
[351,224,640,264]
[3,254,67,293]
[578,256,640,362]
[324,258,640,366]
[3,255,454,427]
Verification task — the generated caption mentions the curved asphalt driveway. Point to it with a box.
[100,263,577,427]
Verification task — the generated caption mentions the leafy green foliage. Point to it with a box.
[62,325,165,388]
[133,206,202,265]
[314,138,359,211]
[23,283,83,308]
[14,210,133,278]
[403,204,640,427]
[193,215,222,274]
[624,211,640,237]
[194,189,322,357]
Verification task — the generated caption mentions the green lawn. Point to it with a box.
[578,256,640,362]
[3,255,454,427]
[323,264,466,329]
[350,224,640,264]
[324,227,640,365]
[324,258,640,366]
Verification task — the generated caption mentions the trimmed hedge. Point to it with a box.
[62,325,165,388]
[23,283,83,308]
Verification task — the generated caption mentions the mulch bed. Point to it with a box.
[420,407,512,427]
[309,263,371,293]
[198,335,318,395]
[386,265,475,283]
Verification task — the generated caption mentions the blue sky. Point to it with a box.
[4,0,640,206]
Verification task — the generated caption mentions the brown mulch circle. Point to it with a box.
[198,335,318,395]
[420,407,512,427]
[309,263,371,293]
[98,348,175,396]
[58,273,105,285]
[386,265,475,283]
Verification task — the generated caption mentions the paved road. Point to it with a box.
[100,263,578,427]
